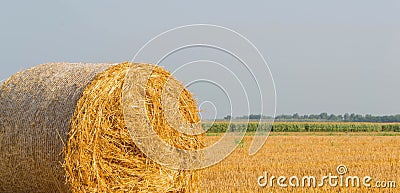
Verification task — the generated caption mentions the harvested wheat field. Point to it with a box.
[0,62,204,193]
[200,134,400,193]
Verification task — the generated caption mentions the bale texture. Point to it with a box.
[0,62,203,193]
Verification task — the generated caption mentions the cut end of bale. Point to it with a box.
[64,62,204,192]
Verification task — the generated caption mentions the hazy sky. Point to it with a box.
[1,1,400,118]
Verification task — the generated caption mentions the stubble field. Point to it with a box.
[199,133,400,192]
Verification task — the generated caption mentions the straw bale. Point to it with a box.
[0,62,203,193]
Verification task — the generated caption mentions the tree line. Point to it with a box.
[204,122,400,133]
[225,113,400,123]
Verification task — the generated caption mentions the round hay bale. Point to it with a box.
[0,62,204,192]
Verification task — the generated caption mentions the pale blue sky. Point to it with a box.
[1,1,400,117]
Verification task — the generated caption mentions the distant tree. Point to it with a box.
[224,115,232,120]
[350,113,356,121]
[249,114,261,119]
[320,113,328,120]
[344,113,350,122]
[328,114,337,121]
